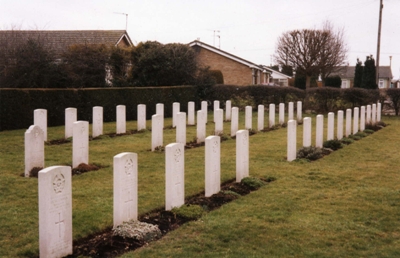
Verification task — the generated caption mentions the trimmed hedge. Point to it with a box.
[0,85,387,131]
[0,86,197,131]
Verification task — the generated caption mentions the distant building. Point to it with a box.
[332,66,393,89]
[189,40,291,86]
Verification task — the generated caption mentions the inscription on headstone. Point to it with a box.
[176,112,187,145]
[113,152,138,228]
[165,143,185,210]
[137,104,146,131]
[151,114,163,151]
[116,105,126,134]
[34,109,47,141]
[205,136,221,197]
[25,125,44,177]
[73,121,89,168]
[92,106,103,138]
[65,107,77,139]
[269,104,275,128]
[39,166,72,258]
[236,130,249,182]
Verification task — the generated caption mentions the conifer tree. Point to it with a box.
[361,55,377,89]
[353,58,363,88]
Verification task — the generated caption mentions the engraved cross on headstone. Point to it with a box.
[55,212,64,238]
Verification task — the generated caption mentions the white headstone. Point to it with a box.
[65,107,77,139]
[213,100,220,122]
[366,105,371,124]
[214,109,223,135]
[353,107,359,134]
[297,101,302,123]
[327,112,334,141]
[287,120,297,162]
[288,102,294,120]
[316,115,323,148]
[25,125,44,177]
[176,112,187,145]
[137,104,146,131]
[156,103,164,129]
[257,105,264,131]
[92,106,103,138]
[360,106,366,131]
[113,152,138,228]
[151,114,163,151]
[165,143,185,211]
[279,103,285,125]
[377,102,382,122]
[116,105,126,134]
[205,136,221,197]
[196,110,206,144]
[231,107,239,137]
[303,117,311,147]
[39,166,72,258]
[245,106,252,130]
[34,109,47,141]
[188,101,195,125]
[345,109,352,137]
[225,100,232,121]
[269,104,275,128]
[337,110,344,140]
[372,103,377,125]
[73,121,89,168]
[236,129,249,182]
[201,101,208,124]
[172,102,180,128]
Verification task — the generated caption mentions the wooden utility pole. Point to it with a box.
[376,0,383,85]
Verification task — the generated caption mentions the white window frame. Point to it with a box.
[379,79,384,89]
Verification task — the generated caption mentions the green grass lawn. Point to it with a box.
[1,112,399,257]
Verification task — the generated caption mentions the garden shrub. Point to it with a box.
[305,87,341,113]
[385,88,400,116]
[323,139,343,150]
[340,137,354,145]
[296,146,323,161]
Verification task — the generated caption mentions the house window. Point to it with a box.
[341,79,348,88]
[379,79,384,89]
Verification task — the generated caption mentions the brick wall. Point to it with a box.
[193,46,253,86]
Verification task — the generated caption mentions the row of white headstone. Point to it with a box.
[37,130,249,257]
[287,103,382,161]
[33,100,304,142]
[27,101,303,175]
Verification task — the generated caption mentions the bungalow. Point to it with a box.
[189,40,290,86]
[0,30,133,58]
[333,66,393,89]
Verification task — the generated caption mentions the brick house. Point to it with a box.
[332,66,393,89]
[189,40,291,86]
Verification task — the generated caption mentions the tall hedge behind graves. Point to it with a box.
[0,85,389,131]
[0,86,197,131]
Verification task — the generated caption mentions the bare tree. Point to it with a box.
[274,21,347,89]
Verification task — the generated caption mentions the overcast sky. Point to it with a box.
[1,0,399,79]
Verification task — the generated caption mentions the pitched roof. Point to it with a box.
[0,30,133,56]
[189,40,271,74]
[333,66,393,79]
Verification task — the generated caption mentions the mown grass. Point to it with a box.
[0,110,399,257]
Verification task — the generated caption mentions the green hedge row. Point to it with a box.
[0,86,198,131]
[0,85,386,131]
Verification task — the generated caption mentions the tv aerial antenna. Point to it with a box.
[114,12,128,30]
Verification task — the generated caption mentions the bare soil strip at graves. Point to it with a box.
[66,177,274,258]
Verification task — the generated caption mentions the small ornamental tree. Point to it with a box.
[361,55,377,89]
[353,58,363,88]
